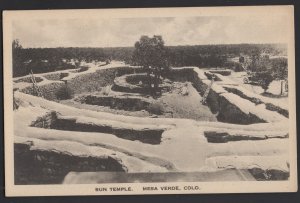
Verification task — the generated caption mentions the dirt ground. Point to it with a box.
[156,82,217,121]
[228,71,288,103]
[60,82,217,121]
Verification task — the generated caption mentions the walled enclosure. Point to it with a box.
[15,65,287,125]
[13,63,290,184]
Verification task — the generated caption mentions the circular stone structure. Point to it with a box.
[112,73,171,94]
[112,73,150,94]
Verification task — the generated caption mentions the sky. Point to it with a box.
[12,15,289,48]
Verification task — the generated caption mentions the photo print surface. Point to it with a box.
[3,6,297,196]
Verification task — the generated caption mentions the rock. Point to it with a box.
[181,86,189,96]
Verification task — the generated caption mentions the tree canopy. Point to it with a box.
[133,36,168,69]
[132,35,169,96]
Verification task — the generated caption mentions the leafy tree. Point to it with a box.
[12,39,25,77]
[239,56,245,63]
[271,57,288,80]
[246,53,274,93]
[258,71,274,92]
[12,39,22,50]
[132,35,169,96]
[270,57,288,95]
[247,52,261,72]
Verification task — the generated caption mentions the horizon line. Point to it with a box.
[19,42,287,49]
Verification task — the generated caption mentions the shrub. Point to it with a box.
[147,102,164,115]
[55,85,74,100]
[256,71,274,92]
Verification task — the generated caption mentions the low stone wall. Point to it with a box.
[224,86,288,118]
[223,86,262,104]
[78,95,151,111]
[20,81,66,101]
[126,73,149,85]
[43,72,69,81]
[72,66,89,73]
[18,65,287,125]
[67,67,141,94]
[265,103,289,118]
[115,67,144,76]
[30,111,58,128]
[31,112,165,145]
[209,69,232,76]
[204,72,222,81]
[204,130,288,143]
[14,76,43,83]
[67,68,116,94]
[17,66,142,101]
[216,93,266,124]
[189,70,209,95]
[112,74,148,94]
[206,89,220,114]
[14,142,125,184]
[190,68,288,124]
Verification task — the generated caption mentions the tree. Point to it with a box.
[239,56,245,63]
[246,53,274,93]
[132,35,169,96]
[271,57,288,80]
[12,39,22,50]
[247,52,261,72]
[271,57,288,95]
[258,71,274,92]
[12,39,25,77]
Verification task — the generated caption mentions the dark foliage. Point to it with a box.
[132,35,169,96]
[270,57,288,80]
[244,54,287,92]
[55,85,74,100]
[12,39,287,78]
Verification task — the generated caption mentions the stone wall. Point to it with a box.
[43,72,69,81]
[31,112,165,145]
[217,93,266,124]
[20,81,66,101]
[112,74,148,94]
[209,70,232,76]
[14,76,43,83]
[14,142,126,184]
[79,95,151,111]
[19,67,142,100]
[67,67,142,94]
[187,68,272,124]
[224,86,288,118]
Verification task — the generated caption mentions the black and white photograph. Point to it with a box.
[3,6,297,196]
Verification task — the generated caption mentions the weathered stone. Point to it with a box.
[217,94,266,124]
[14,142,126,185]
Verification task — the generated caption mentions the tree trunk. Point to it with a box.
[146,66,153,95]
[153,67,160,96]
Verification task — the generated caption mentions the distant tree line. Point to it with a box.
[167,44,285,67]
[12,39,287,77]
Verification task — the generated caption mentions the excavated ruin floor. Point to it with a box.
[12,61,290,184]
[13,91,289,184]
[60,82,217,121]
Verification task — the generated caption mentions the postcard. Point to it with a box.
[3,5,297,196]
